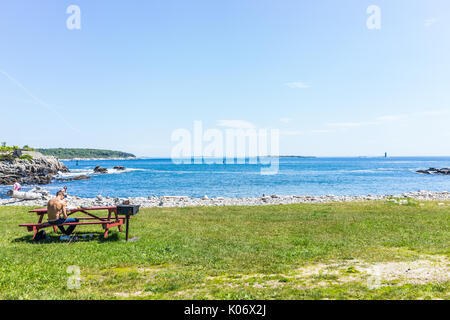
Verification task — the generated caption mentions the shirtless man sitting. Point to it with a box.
[47,190,79,235]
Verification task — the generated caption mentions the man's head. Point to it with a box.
[56,190,65,199]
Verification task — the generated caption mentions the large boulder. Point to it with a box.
[94,166,108,174]
[7,187,51,200]
[7,190,42,200]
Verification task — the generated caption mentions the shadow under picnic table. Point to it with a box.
[13,231,121,244]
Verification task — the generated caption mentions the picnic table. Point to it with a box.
[19,206,128,240]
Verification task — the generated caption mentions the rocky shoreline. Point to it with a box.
[1,190,449,208]
[0,152,69,185]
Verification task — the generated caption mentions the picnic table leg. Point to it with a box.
[53,226,58,233]
[103,224,109,238]
[33,214,44,239]
[113,209,123,232]
[125,216,130,241]
[32,226,38,240]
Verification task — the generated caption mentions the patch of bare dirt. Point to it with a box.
[203,255,449,290]
[361,256,449,285]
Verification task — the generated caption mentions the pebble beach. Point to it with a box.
[1,190,449,208]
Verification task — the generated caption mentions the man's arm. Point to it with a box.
[62,201,68,219]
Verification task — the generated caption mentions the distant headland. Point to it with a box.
[36,148,136,160]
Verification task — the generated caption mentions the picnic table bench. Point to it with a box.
[19,206,129,240]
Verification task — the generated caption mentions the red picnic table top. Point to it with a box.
[29,206,116,214]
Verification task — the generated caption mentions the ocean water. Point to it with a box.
[1,157,450,198]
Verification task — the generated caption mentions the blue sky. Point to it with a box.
[1,0,449,157]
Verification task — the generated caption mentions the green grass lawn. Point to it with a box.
[0,200,449,300]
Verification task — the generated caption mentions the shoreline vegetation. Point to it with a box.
[1,201,448,299]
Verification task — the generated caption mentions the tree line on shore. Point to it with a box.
[1,142,135,160]
[37,148,135,159]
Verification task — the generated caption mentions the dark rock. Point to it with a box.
[94,165,108,174]
[13,149,22,158]
[71,175,91,181]
[417,168,450,175]
[57,175,91,182]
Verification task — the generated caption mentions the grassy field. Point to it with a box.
[0,200,449,300]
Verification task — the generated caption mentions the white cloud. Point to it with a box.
[415,109,450,116]
[326,121,378,128]
[309,129,332,134]
[281,129,332,136]
[280,130,305,136]
[327,109,450,129]
[376,114,409,121]
[424,18,437,27]
[285,82,310,89]
[216,120,256,129]
[280,117,293,124]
